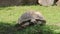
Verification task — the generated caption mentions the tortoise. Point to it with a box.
[15,10,46,30]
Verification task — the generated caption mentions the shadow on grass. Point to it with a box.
[0,22,17,34]
[21,25,54,34]
[0,22,60,34]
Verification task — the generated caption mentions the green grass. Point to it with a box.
[0,5,60,34]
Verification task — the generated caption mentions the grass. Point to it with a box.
[0,5,60,34]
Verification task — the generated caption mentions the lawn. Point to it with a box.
[0,5,60,34]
